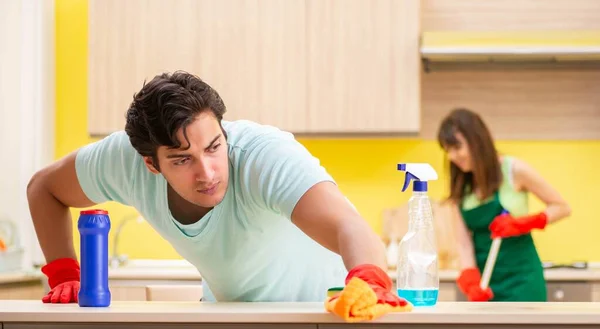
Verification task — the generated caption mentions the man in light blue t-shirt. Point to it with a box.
[27,71,403,307]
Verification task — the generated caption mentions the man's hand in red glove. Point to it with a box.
[489,212,548,239]
[40,258,80,303]
[456,267,493,302]
[346,264,408,307]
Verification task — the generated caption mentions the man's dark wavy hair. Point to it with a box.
[125,71,227,170]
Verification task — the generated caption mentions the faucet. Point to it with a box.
[110,214,144,268]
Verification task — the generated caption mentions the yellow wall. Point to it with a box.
[56,0,600,263]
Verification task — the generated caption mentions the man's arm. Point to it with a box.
[291,181,387,271]
[240,126,403,307]
[27,131,138,303]
[289,182,405,308]
[237,126,387,271]
[27,150,96,263]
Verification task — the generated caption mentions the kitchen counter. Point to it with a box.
[1,300,600,328]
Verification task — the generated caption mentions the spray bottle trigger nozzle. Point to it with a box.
[402,172,419,192]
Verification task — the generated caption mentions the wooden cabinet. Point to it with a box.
[438,282,457,301]
[421,0,600,31]
[455,281,598,302]
[421,70,600,140]
[108,279,203,301]
[88,0,421,136]
[593,283,600,302]
[109,284,147,302]
[546,282,593,302]
[419,0,600,140]
[304,0,420,134]
[0,281,44,300]
[89,0,309,135]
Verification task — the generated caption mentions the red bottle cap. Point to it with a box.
[80,209,109,215]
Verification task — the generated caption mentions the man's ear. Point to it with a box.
[143,156,160,174]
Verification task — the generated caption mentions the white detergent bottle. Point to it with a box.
[396,163,439,307]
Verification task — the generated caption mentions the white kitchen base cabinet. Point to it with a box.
[108,279,203,302]
[109,286,147,302]
[438,282,457,302]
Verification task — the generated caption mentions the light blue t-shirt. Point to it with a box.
[75,120,348,302]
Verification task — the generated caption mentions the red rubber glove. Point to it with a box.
[456,268,493,302]
[40,258,80,303]
[346,264,409,307]
[489,212,548,239]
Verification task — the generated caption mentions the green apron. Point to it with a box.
[460,191,547,301]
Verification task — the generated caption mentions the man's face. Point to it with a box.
[145,111,229,209]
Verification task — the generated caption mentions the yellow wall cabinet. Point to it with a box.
[87,0,421,136]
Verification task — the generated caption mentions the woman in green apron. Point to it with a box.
[436,108,571,302]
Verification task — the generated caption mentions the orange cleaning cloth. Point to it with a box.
[325,277,413,322]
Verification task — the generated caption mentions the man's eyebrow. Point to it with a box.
[205,134,221,150]
[165,135,221,158]
[166,153,190,159]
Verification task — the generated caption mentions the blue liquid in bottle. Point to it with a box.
[398,288,439,307]
[78,209,111,307]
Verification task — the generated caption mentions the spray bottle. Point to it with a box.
[396,163,439,307]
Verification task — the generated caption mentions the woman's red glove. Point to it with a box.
[489,212,548,239]
[346,264,409,307]
[456,268,493,302]
[40,258,80,303]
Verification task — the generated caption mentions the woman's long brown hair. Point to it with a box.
[437,108,502,203]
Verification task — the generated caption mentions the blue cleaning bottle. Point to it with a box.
[396,163,439,307]
[78,209,111,307]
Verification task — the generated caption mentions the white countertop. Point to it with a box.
[1,300,600,324]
